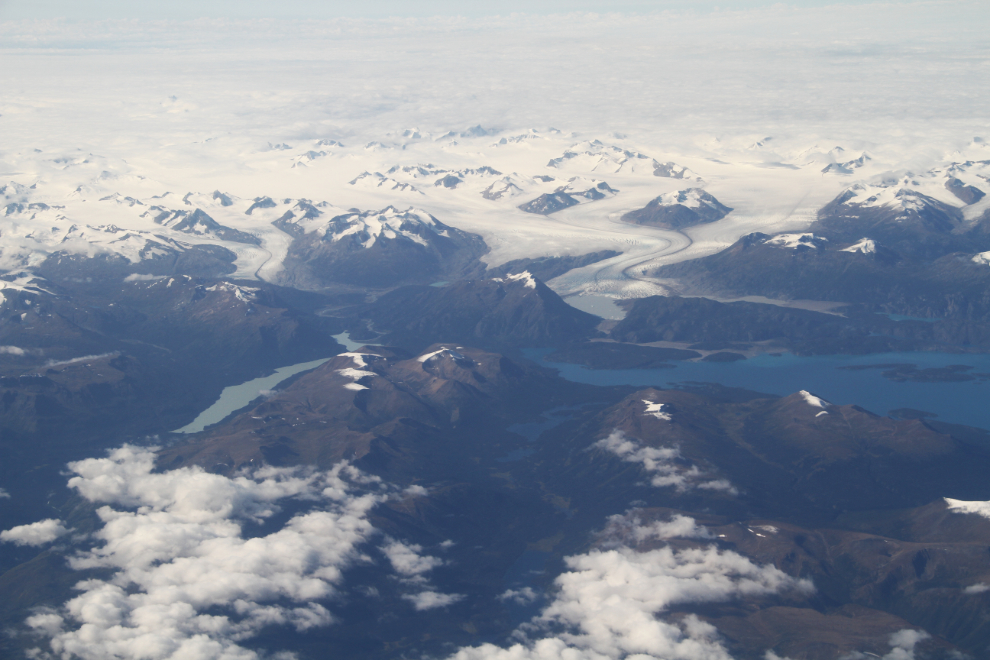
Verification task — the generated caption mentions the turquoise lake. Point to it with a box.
[526,349,990,431]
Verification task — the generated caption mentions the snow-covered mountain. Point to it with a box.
[2,127,989,304]
[547,140,700,180]
[276,205,488,288]
[621,188,732,229]
[518,178,618,215]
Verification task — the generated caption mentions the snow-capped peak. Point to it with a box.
[324,207,449,249]
[651,188,719,210]
[642,400,671,420]
[545,141,697,179]
[336,352,382,390]
[840,238,877,254]
[204,282,258,303]
[799,390,830,408]
[349,171,423,194]
[506,271,537,288]
[764,233,827,249]
[416,347,469,364]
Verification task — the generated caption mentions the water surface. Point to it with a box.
[529,349,990,430]
[563,294,626,320]
[174,332,367,434]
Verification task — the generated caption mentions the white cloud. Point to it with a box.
[840,629,931,660]
[0,518,68,546]
[383,540,444,578]
[0,487,10,498]
[21,445,392,660]
[44,353,119,369]
[964,583,989,594]
[499,587,538,605]
[0,345,27,355]
[122,273,164,281]
[403,591,465,611]
[594,431,738,495]
[944,498,990,520]
[603,512,711,545]
[449,516,813,660]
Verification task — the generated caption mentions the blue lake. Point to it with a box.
[174,332,367,434]
[526,349,990,431]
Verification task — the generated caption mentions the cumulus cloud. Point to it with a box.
[122,273,164,282]
[839,629,931,660]
[450,516,813,660]
[765,652,795,660]
[0,518,68,546]
[499,587,539,605]
[964,583,989,594]
[0,487,10,498]
[944,497,990,519]
[594,431,738,495]
[603,512,711,545]
[383,540,444,579]
[380,538,463,610]
[0,345,27,355]
[21,445,391,660]
[403,591,465,611]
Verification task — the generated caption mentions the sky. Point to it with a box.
[0,0,940,19]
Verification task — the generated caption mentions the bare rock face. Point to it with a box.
[157,344,572,473]
[519,182,617,215]
[518,191,580,215]
[355,272,600,350]
[945,176,986,205]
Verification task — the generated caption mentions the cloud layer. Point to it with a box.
[17,446,389,660]
[450,515,813,660]
[0,518,68,546]
[595,431,737,495]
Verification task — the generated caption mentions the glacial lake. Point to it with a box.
[174,332,367,434]
[563,294,626,320]
[526,349,990,431]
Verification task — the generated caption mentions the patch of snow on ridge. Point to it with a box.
[417,347,471,364]
[841,238,877,254]
[642,400,671,420]
[764,233,827,249]
[337,352,382,390]
[506,271,536,288]
[799,390,831,408]
[204,282,258,303]
[417,348,448,363]
[944,498,990,519]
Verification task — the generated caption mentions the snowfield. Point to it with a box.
[0,7,988,303]
[3,129,989,301]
